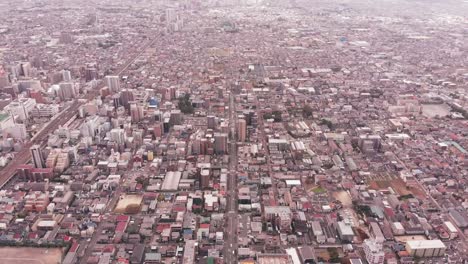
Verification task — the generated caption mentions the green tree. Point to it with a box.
[178,94,194,114]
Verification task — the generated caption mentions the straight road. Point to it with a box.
[224,93,239,264]
[0,36,158,190]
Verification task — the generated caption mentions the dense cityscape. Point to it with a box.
[0,0,467,263]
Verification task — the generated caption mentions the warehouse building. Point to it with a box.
[406,240,446,257]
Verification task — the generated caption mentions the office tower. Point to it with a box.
[62,70,72,82]
[4,98,36,122]
[237,118,246,142]
[166,8,176,23]
[207,115,216,130]
[153,122,163,138]
[170,87,177,99]
[113,94,121,109]
[214,133,228,154]
[121,89,134,109]
[20,62,32,78]
[58,82,76,101]
[191,137,201,155]
[170,109,182,125]
[6,123,27,140]
[16,165,33,181]
[105,75,120,93]
[166,8,184,32]
[84,64,98,81]
[130,103,144,123]
[31,144,45,168]
[200,169,210,189]
[163,88,172,101]
[0,66,9,89]
[110,128,126,145]
[153,110,162,122]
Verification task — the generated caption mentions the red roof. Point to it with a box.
[172,205,186,212]
[116,222,128,233]
[117,258,129,264]
[116,215,130,222]
[143,192,158,198]
[62,222,74,229]
[199,223,210,229]
[156,223,171,233]
[384,207,395,218]
[69,242,80,253]
[302,202,312,210]
[103,245,115,253]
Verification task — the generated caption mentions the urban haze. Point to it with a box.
[0,0,467,264]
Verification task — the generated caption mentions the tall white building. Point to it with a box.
[4,98,37,122]
[5,123,27,140]
[105,75,120,93]
[0,112,14,135]
[31,104,60,118]
[62,70,72,82]
[363,239,385,264]
[166,8,176,23]
[110,128,126,145]
[58,82,77,101]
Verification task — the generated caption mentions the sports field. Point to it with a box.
[0,247,63,264]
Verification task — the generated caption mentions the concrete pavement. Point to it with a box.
[224,93,239,264]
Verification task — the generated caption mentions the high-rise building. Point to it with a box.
[200,169,211,189]
[31,144,45,168]
[84,64,98,81]
[130,103,144,123]
[110,128,126,145]
[20,62,32,78]
[153,122,164,138]
[58,82,76,101]
[207,115,216,130]
[363,239,385,264]
[214,133,228,154]
[121,89,134,109]
[105,75,120,93]
[62,70,72,82]
[165,8,184,32]
[237,118,246,142]
[170,109,182,125]
[166,8,176,23]
[4,98,37,122]
[0,66,9,89]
